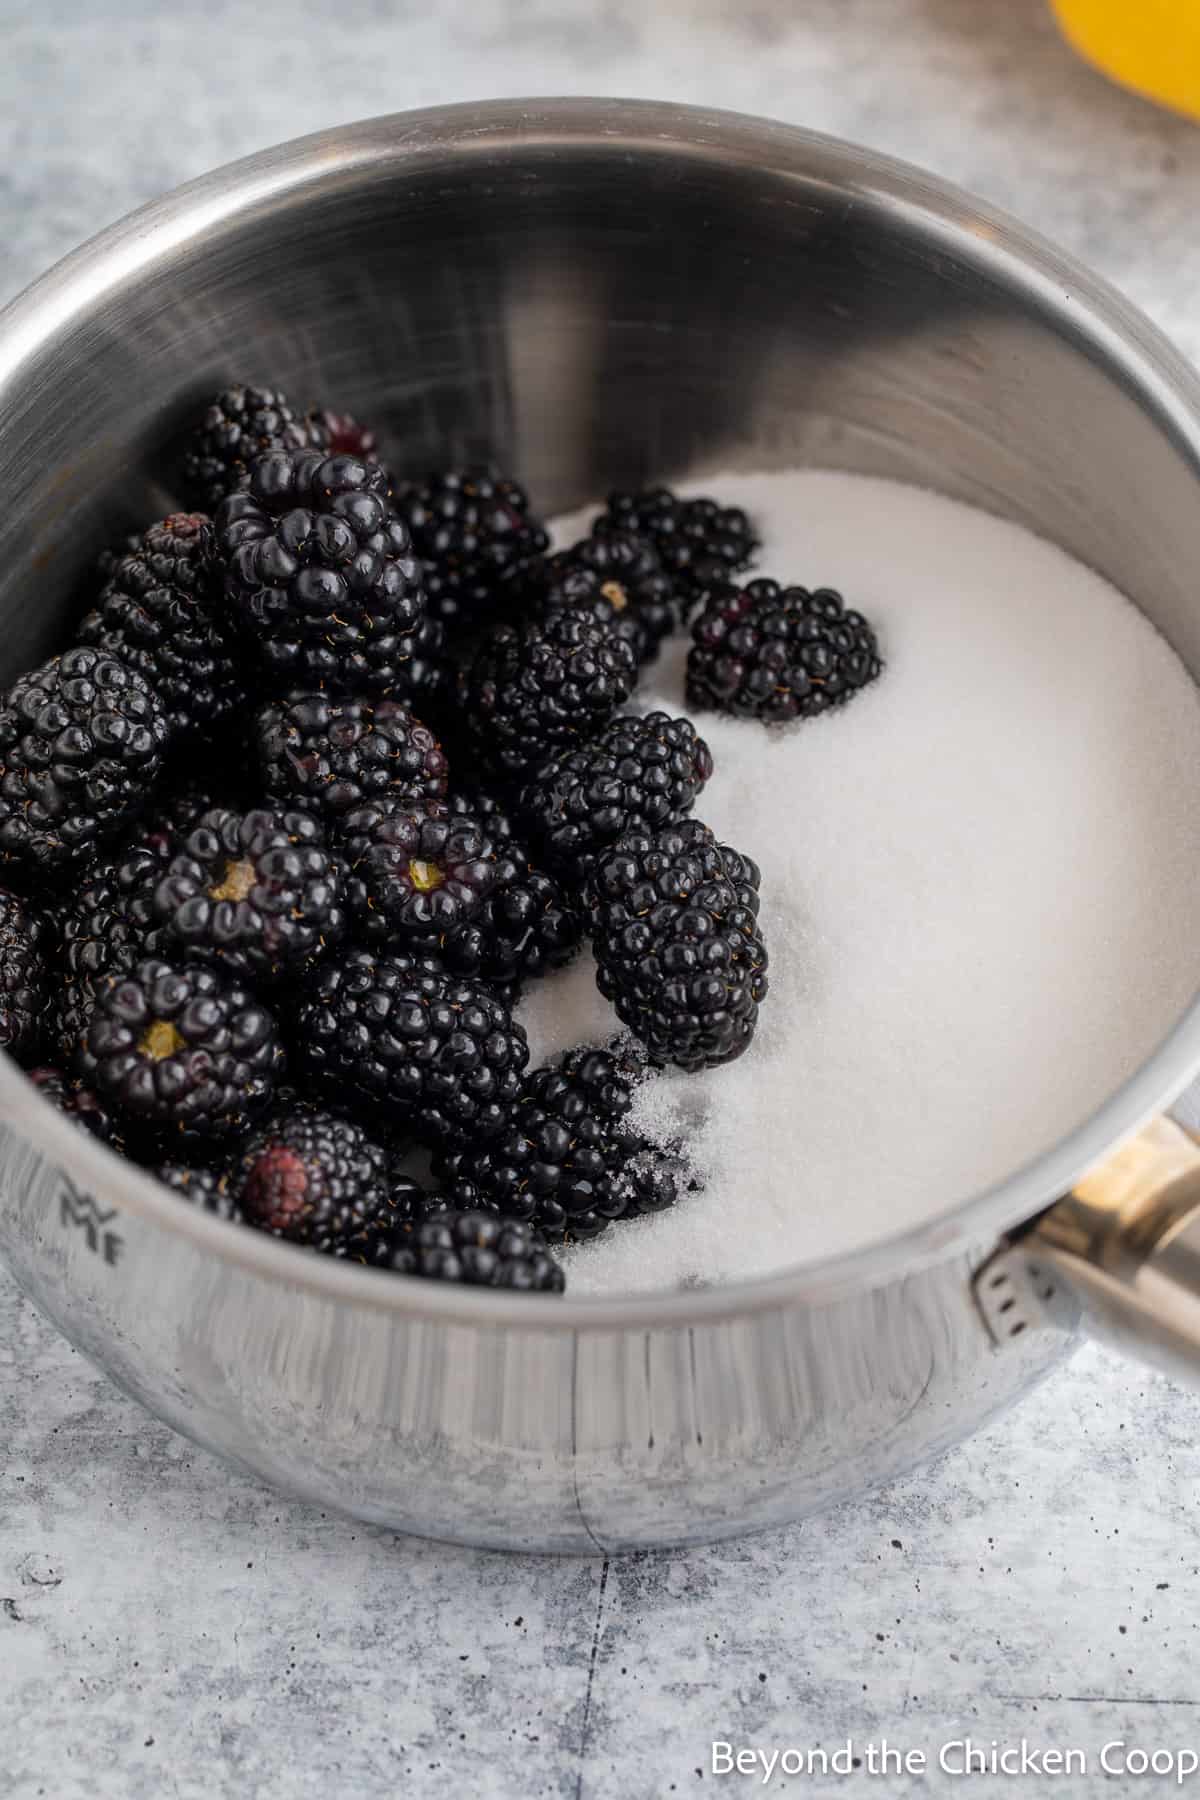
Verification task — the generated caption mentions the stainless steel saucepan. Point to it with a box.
[3,99,1200,1552]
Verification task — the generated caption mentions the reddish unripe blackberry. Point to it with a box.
[233,1108,406,1254]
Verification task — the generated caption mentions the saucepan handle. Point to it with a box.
[973,1116,1200,1383]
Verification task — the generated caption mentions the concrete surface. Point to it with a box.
[5,1,1200,1794]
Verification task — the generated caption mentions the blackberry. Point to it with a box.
[0,887,48,1062]
[55,848,165,1061]
[596,488,757,611]
[338,799,496,949]
[148,806,346,983]
[306,409,379,462]
[180,383,322,512]
[156,1162,241,1220]
[590,820,769,1070]
[533,531,676,664]
[28,1066,124,1149]
[0,647,170,872]
[232,1108,407,1254]
[385,1210,565,1293]
[687,579,882,722]
[460,609,638,780]
[516,712,714,883]
[77,957,284,1144]
[435,1045,678,1240]
[255,693,448,825]
[77,513,242,738]
[215,449,427,694]
[296,947,528,1149]
[395,468,549,633]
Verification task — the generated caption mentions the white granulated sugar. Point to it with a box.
[517,470,1200,1296]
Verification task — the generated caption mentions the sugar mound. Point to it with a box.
[516,471,1200,1296]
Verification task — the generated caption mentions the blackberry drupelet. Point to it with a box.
[148,806,346,983]
[77,513,242,738]
[395,467,549,633]
[687,579,882,722]
[516,712,714,884]
[533,531,676,665]
[296,947,529,1148]
[0,887,48,1062]
[0,647,170,872]
[232,1108,406,1254]
[156,1162,241,1220]
[28,1066,123,1149]
[434,1044,678,1240]
[215,449,427,694]
[385,1209,565,1292]
[255,693,448,824]
[596,487,757,611]
[338,799,497,949]
[460,609,638,780]
[77,957,285,1143]
[55,848,165,1062]
[179,384,323,512]
[589,820,769,1070]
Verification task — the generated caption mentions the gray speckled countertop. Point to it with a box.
[6,3,1200,1795]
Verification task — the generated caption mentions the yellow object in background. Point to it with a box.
[1052,0,1200,120]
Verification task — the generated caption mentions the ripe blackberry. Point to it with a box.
[687,580,882,722]
[533,531,676,664]
[55,848,165,1061]
[395,468,548,633]
[460,609,638,780]
[232,1108,406,1255]
[436,790,583,996]
[296,947,529,1148]
[255,693,448,825]
[385,1210,565,1293]
[179,383,323,512]
[77,957,284,1143]
[156,1162,241,1220]
[435,1045,678,1240]
[516,712,714,884]
[596,488,757,611]
[148,806,346,983]
[28,1066,124,1149]
[338,799,497,949]
[0,647,170,873]
[590,820,769,1070]
[0,887,48,1063]
[215,449,427,694]
[77,513,242,738]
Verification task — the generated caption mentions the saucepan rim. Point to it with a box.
[3,95,1200,1330]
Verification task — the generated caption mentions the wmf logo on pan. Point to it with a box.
[58,1172,124,1267]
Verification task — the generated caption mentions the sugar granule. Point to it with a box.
[516,470,1200,1296]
